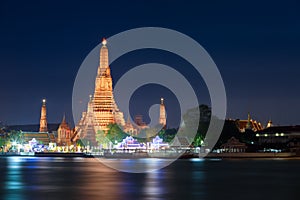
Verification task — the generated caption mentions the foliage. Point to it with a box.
[76,139,86,147]
[95,129,109,146]
[158,128,176,143]
[0,137,6,147]
[192,132,205,147]
[7,130,24,145]
[106,123,129,143]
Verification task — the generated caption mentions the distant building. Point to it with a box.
[236,113,263,132]
[17,99,56,146]
[56,115,73,146]
[266,120,273,128]
[39,99,48,132]
[256,125,300,151]
[159,98,166,128]
[123,98,166,135]
[22,131,55,146]
[123,116,138,135]
[134,115,148,129]
[220,137,247,153]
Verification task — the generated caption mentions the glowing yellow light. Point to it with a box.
[275,133,279,136]
[280,133,284,136]
[102,38,107,45]
[42,99,46,103]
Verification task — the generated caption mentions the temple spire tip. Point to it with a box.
[102,38,107,46]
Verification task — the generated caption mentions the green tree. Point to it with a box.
[193,132,205,147]
[95,130,109,145]
[76,139,85,147]
[8,130,24,145]
[0,137,6,147]
[106,123,128,143]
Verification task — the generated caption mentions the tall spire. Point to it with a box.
[61,113,66,124]
[39,99,48,132]
[87,94,93,113]
[266,119,273,128]
[75,38,125,145]
[159,98,166,128]
[127,114,131,123]
[246,112,252,130]
[93,38,124,132]
[98,38,110,77]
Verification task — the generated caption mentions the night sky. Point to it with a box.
[0,0,299,127]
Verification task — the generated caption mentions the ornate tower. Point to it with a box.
[246,112,252,130]
[266,120,273,128]
[93,38,124,131]
[57,114,73,146]
[39,99,48,132]
[159,98,166,128]
[72,95,97,144]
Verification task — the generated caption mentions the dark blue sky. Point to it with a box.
[0,0,299,127]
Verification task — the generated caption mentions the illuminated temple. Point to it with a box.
[73,39,125,144]
[71,38,168,145]
[92,38,125,131]
[11,39,169,148]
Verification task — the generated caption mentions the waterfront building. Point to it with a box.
[220,137,247,153]
[17,99,56,147]
[22,131,55,146]
[256,125,300,153]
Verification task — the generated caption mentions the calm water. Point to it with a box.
[0,157,300,200]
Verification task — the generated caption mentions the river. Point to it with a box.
[0,157,299,200]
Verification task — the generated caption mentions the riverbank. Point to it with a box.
[201,152,298,158]
[1,151,299,159]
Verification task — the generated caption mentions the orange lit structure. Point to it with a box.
[39,99,48,132]
[57,115,73,146]
[92,38,125,132]
[159,98,166,128]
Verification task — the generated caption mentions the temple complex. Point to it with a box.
[70,39,167,145]
[237,113,263,132]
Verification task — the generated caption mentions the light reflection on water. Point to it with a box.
[96,158,174,173]
[0,157,300,200]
